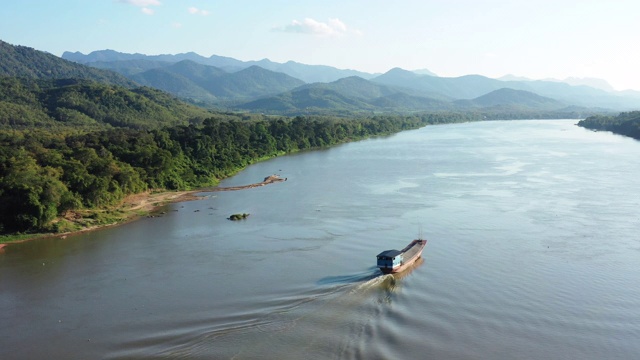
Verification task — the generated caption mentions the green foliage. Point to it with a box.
[0,147,75,231]
[0,77,213,130]
[0,40,135,87]
[577,111,640,140]
[0,112,469,234]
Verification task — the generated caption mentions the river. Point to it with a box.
[2,120,640,359]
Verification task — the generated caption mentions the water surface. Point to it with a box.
[2,120,640,359]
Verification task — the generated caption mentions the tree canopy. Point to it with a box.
[577,111,640,140]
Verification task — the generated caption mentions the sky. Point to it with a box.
[2,0,640,91]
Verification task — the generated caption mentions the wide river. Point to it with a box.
[2,120,640,359]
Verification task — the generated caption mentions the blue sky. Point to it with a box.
[2,0,640,91]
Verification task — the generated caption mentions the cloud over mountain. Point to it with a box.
[274,18,358,37]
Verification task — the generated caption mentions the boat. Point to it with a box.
[376,239,427,274]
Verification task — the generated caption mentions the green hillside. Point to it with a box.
[131,68,217,103]
[0,77,213,130]
[0,40,136,87]
[456,88,565,110]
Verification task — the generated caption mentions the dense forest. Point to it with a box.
[577,111,640,140]
[0,77,213,130]
[0,40,135,87]
[0,111,474,234]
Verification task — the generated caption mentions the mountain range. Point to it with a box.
[61,48,640,114]
[1,40,637,117]
[62,49,376,83]
[127,60,305,103]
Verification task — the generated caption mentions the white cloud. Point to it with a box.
[172,22,183,29]
[328,18,346,32]
[117,0,160,15]
[117,0,160,6]
[274,18,359,37]
[188,7,210,16]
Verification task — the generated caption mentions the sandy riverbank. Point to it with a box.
[1,175,286,246]
[118,174,286,213]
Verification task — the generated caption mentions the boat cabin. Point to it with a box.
[377,249,403,270]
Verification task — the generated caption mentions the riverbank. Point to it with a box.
[0,175,286,246]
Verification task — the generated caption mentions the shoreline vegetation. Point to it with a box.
[0,175,286,246]
[577,111,640,140]
[1,112,474,242]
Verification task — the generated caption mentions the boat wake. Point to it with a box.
[353,274,393,292]
[316,270,379,286]
[120,261,425,359]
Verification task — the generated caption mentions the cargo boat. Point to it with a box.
[376,239,427,274]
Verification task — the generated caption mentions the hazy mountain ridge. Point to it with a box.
[128,60,305,102]
[374,69,640,110]
[63,50,376,83]
[61,48,640,112]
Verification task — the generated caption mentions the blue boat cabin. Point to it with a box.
[377,249,403,269]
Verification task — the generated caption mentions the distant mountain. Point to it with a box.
[160,59,227,81]
[456,88,565,109]
[237,76,450,114]
[296,76,399,99]
[374,68,502,99]
[545,77,615,92]
[59,48,640,111]
[619,89,640,99]
[62,49,244,68]
[0,40,135,87]
[130,67,217,102]
[374,68,640,110]
[211,65,305,99]
[128,60,304,102]
[498,74,533,82]
[87,59,172,76]
[239,87,375,114]
[243,59,378,83]
[412,68,437,76]
[500,75,616,92]
[370,92,448,110]
[62,49,376,83]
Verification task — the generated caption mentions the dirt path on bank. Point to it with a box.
[124,174,286,212]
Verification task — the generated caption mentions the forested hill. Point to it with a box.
[577,111,640,140]
[0,77,214,130]
[0,40,136,87]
